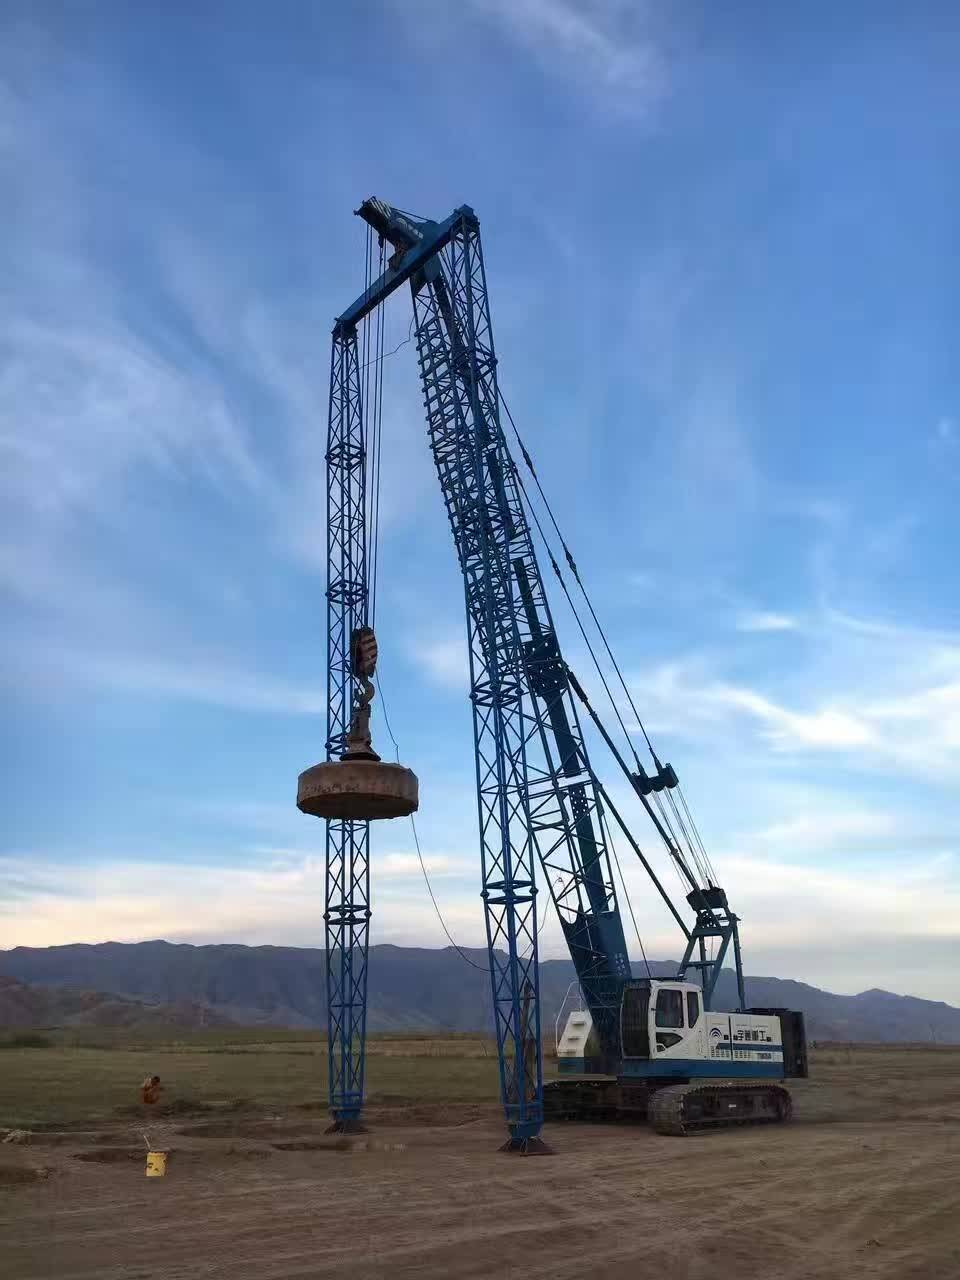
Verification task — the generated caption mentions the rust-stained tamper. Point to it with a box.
[297,627,418,821]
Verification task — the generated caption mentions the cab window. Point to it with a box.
[655,988,684,1029]
[686,992,700,1027]
[656,1032,683,1051]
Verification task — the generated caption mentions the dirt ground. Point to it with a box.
[1,1045,958,1279]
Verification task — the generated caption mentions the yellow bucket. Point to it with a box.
[145,1151,167,1178]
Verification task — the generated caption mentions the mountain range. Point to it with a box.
[1,941,958,1043]
[0,972,231,1031]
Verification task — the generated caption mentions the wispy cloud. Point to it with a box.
[468,0,669,117]
[629,607,960,778]
[0,638,325,716]
[736,610,799,633]
[409,630,471,692]
[0,850,471,950]
[4,843,956,1002]
[711,684,876,750]
[0,307,270,530]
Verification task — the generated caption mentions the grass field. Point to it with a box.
[0,1030,502,1127]
[1,1027,958,1129]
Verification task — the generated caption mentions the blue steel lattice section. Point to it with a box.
[410,238,542,1139]
[409,211,632,1099]
[324,327,371,1127]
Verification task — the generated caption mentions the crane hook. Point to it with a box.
[343,627,380,761]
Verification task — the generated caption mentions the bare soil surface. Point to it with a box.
[1,1048,958,1278]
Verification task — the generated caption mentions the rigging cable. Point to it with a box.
[369,239,387,627]
[377,679,489,973]
[359,316,415,369]
[508,446,701,888]
[359,225,375,628]
[498,388,661,764]
[500,426,646,778]
[600,803,652,981]
[503,414,693,882]
[678,784,718,884]
[497,386,712,886]
[663,787,712,888]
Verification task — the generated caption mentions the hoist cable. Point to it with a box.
[678,784,717,884]
[377,679,489,974]
[651,787,705,894]
[664,787,711,889]
[359,226,375,627]
[369,241,387,628]
[498,388,660,764]
[600,805,652,981]
[492,398,643,775]
[503,432,647,783]
[591,775,691,938]
[359,316,415,369]
[497,386,718,887]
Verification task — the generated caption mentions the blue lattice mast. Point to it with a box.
[410,228,545,1148]
[297,322,418,1134]
[408,211,630,1148]
[323,327,370,1132]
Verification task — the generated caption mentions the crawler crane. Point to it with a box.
[297,199,808,1149]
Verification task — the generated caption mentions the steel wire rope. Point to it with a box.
[503,430,711,927]
[497,386,713,887]
[512,458,705,899]
[354,232,488,971]
[501,430,645,775]
[359,225,375,628]
[369,241,387,627]
[359,316,415,369]
[376,679,490,974]
[504,419,686,873]
[599,804,652,981]
[378,680,548,972]
[498,388,661,763]
[678,785,718,884]
[663,787,712,888]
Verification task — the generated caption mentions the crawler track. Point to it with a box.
[648,1080,793,1135]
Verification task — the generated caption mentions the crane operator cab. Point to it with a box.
[621,979,809,1078]
[550,979,808,1131]
[558,979,807,1079]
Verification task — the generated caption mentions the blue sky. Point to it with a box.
[2,2,959,1004]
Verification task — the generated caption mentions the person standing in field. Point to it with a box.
[140,1075,163,1105]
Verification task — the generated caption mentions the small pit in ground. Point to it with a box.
[272,1139,349,1152]
[74,1148,155,1164]
[0,1165,53,1184]
[176,1119,292,1139]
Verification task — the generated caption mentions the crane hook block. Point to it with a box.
[351,626,378,678]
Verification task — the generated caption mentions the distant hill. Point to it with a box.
[0,973,233,1031]
[1,941,958,1043]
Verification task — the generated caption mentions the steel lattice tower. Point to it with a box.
[323,326,371,1129]
[410,211,629,1138]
